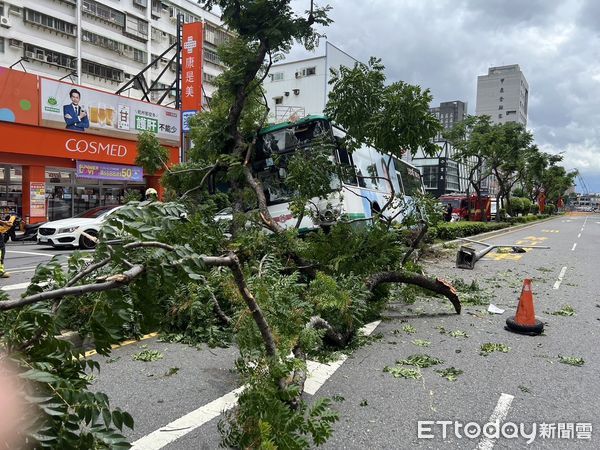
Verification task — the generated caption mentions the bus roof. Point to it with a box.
[259,115,328,135]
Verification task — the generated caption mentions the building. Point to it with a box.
[0,0,226,104]
[0,0,229,221]
[475,64,529,126]
[264,42,358,121]
[429,100,467,142]
[404,100,473,197]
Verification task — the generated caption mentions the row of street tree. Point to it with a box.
[444,115,576,218]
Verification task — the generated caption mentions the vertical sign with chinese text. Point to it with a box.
[30,182,46,218]
[181,22,204,132]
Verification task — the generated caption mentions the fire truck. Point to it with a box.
[439,193,492,221]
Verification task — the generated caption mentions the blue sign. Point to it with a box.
[182,110,197,133]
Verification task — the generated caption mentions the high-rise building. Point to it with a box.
[0,0,227,104]
[475,64,528,126]
[429,100,467,141]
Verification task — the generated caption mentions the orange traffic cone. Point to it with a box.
[505,279,544,335]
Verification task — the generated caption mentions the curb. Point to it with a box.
[432,215,560,249]
[57,331,159,357]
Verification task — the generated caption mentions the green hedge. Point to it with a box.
[428,214,550,241]
[429,222,510,240]
[506,214,548,224]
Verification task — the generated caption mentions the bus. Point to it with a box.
[249,115,424,232]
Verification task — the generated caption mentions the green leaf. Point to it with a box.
[20,369,59,384]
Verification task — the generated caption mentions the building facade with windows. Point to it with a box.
[0,0,227,104]
[0,0,229,222]
[264,42,358,122]
[403,100,474,197]
[475,64,528,126]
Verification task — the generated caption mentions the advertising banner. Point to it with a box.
[0,68,39,126]
[30,182,46,218]
[76,161,144,182]
[182,22,203,130]
[40,78,180,145]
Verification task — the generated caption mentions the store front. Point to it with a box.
[0,68,180,223]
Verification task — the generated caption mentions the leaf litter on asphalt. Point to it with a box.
[435,367,463,381]
[558,356,584,366]
[383,366,422,380]
[397,354,444,368]
[449,330,469,338]
[412,339,431,347]
[132,349,163,362]
[480,343,510,356]
[550,305,575,316]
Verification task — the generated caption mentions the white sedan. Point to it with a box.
[37,205,122,249]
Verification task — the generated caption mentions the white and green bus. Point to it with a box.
[248,115,424,232]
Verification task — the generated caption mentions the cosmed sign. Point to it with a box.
[76,161,144,182]
[40,78,180,145]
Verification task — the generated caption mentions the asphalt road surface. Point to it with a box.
[10,215,600,449]
[0,242,81,299]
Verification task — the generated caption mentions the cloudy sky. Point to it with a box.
[286,0,600,192]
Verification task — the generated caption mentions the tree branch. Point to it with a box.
[0,265,146,311]
[227,254,277,357]
[366,271,461,314]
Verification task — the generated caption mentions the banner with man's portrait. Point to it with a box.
[40,78,180,146]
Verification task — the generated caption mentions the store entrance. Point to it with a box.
[45,168,146,221]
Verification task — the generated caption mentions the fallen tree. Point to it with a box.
[0,1,462,448]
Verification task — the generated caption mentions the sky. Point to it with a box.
[285,0,600,193]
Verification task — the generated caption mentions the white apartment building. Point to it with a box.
[0,0,227,105]
[264,42,358,122]
[475,64,529,126]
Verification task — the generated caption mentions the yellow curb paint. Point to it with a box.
[84,332,159,358]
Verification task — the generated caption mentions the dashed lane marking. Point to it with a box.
[553,266,568,290]
[476,393,515,449]
[131,321,382,450]
[572,243,577,251]
[6,250,55,257]
[1,282,32,291]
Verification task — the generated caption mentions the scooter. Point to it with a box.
[2,215,44,243]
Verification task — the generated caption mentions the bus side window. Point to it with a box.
[335,137,358,186]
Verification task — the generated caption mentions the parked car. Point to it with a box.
[37,205,122,249]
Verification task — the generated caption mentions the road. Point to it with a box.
[6,215,600,448]
[0,242,79,299]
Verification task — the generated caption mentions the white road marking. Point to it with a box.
[6,250,54,257]
[131,320,382,450]
[131,387,245,450]
[1,282,32,291]
[578,233,581,238]
[476,393,515,450]
[571,243,577,251]
[553,266,568,290]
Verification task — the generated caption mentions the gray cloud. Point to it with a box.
[287,0,599,191]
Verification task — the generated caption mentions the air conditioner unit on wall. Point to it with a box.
[25,51,34,59]
[0,16,11,28]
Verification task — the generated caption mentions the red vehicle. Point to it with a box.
[439,194,492,221]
